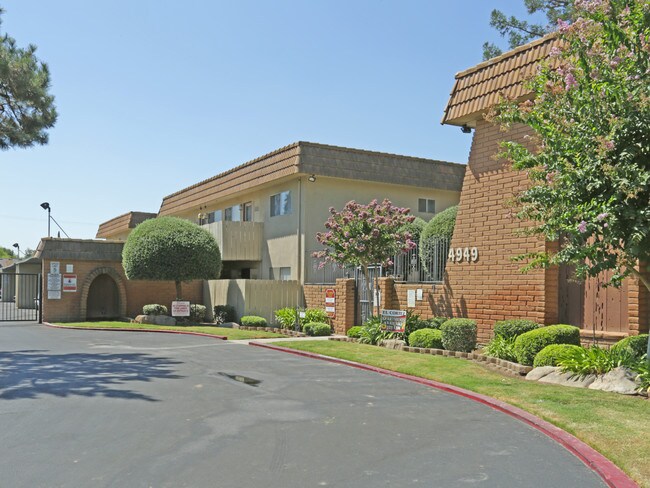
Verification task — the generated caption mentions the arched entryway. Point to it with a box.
[86,274,120,320]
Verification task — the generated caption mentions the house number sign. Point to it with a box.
[448,247,479,263]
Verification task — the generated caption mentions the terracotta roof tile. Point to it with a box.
[442,35,560,126]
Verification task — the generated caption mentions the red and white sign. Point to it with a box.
[325,288,336,318]
[171,301,190,317]
[62,274,77,292]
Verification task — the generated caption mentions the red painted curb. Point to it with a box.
[43,322,228,341]
[249,342,638,488]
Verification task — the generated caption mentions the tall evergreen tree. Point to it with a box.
[0,7,57,150]
[483,0,574,60]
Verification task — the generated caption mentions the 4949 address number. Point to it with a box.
[448,247,479,263]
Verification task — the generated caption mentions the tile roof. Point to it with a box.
[442,35,559,126]
[157,142,465,216]
[96,211,156,239]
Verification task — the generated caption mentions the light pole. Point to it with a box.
[40,202,51,237]
[12,243,20,259]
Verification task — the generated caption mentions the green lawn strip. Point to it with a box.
[274,340,650,487]
[53,321,286,340]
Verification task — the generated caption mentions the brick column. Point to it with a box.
[334,278,356,334]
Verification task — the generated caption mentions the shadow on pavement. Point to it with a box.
[0,350,183,401]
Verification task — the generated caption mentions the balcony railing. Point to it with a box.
[202,221,263,261]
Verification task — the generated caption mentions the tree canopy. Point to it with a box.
[0,7,57,150]
[494,0,650,296]
[122,217,222,299]
[483,0,574,59]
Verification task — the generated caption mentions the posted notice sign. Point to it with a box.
[171,301,190,317]
[62,274,77,292]
[381,309,407,333]
[325,288,336,318]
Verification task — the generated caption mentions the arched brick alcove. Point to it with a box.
[80,267,127,319]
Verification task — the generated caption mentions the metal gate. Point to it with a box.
[355,266,382,324]
[0,273,41,322]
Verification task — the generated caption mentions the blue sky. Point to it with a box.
[1,0,537,253]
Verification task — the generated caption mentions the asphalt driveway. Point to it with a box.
[0,323,606,488]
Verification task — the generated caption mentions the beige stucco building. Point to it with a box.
[97,142,465,285]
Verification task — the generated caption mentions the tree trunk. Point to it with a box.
[175,280,182,300]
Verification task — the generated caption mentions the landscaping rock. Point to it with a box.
[380,339,405,350]
[134,314,176,326]
[588,367,640,395]
[528,367,597,388]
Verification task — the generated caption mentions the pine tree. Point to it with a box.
[0,7,57,150]
[483,0,574,60]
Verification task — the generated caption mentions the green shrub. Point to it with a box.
[189,304,207,323]
[408,329,444,349]
[440,318,477,352]
[533,344,584,367]
[611,334,649,359]
[557,345,640,375]
[513,324,581,366]
[493,319,541,339]
[358,316,389,345]
[304,308,329,324]
[303,322,331,336]
[143,304,168,316]
[213,305,236,324]
[275,307,298,329]
[347,326,363,338]
[425,317,447,329]
[483,335,518,362]
[419,206,457,270]
[240,315,267,327]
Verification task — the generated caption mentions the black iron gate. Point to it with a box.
[0,273,41,322]
[355,266,382,324]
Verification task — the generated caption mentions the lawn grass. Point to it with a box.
[53,321,286,340]
[275,340,650,487]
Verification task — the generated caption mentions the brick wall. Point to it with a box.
[41,257,203,323]
[304,278,356,334]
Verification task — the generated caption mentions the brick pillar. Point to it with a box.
[377,277,396,310]
[334,278,356,334]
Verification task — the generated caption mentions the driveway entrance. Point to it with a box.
[0,324,607,488]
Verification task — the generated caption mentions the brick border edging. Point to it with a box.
[249,341,638,488]
[330,337,533,375]
[42,322,228,341]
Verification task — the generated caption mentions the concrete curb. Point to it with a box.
[249,342,638,488]
[42,322,228,341]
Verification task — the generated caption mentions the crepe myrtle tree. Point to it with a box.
[493,0,650,355]
[313,199,416,317]
[122,217,222,300]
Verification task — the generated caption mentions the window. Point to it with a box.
[243,202,253,222]
[270,191,292,217]
[418,198,435,214]
[207,210,222,223]
[224,205,241,222]
[269,267,292,280]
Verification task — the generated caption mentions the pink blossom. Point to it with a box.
[564,73,578,90]
[578,220,588,233]
[597,212,608,221]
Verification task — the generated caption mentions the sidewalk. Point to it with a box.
[229,335,346,345]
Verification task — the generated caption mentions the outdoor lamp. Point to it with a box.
[12,243,20,258]
[308,174,316,182]
[40,202,51,237]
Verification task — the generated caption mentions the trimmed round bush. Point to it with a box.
[513,324,581,366]
[214,305,236,324]
[347,326,363,338]
[143,304,167,316]
[611,334,649,359]
[419,206,457,270]
[425,317,447,329]
[189,304,207,323]
[440,318,477,352]
[303,308,329,325]
[408,329,444,349]
[303,322,331,336]
[533,344,585,367]
[240,315,267,327]
[493,319,540,339]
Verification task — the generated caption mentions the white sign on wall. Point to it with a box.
[50,262,60,274]
[407,289,416,308]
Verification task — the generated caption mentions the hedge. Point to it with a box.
[493,319,540,339]
[240,316,267,327]
[143,304,167,316]
[440,318,477,352]
[610,334,649,359]
[533,344,584,367]
[514,325,581,366]
[347,326,363,338]
[408,329,444,349]
[303,322,331,336]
